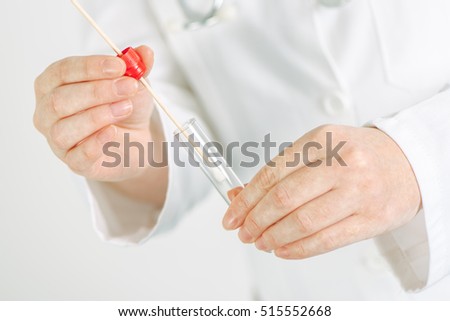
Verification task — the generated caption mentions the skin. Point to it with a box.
[35,46,421,259]
[222,125,422,259]
[34,45,168,207]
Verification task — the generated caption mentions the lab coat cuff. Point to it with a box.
[370,89,450,289]
[140,106,195,239]
[86,105,195,246]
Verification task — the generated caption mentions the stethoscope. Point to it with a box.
[177,0,225,29]
[177,0,349,29]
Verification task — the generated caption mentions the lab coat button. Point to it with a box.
[322,91,352,115]
[318,0,351,7]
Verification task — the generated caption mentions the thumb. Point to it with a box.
[134,45,155,78]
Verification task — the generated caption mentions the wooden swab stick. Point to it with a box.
[71,0,242,193]
[71,0,122,55]
[71,0,187,136]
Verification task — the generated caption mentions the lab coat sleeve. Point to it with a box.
[80,1,211,245]
[370,88,450,289]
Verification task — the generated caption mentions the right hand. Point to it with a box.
[34,45,156,182]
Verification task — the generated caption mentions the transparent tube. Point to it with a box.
[174,118,244,204]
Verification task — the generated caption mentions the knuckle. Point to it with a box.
[92,80,113,103]
[87,105,107,128]
[236,194,251,210]
[84,163,102,180]
[66,145,98,175]
[49,89,63,118]
[81,142,101,162]
[294,211,314,235]
[65,152,84,174]
[322,233,338,252]
[245,215,261,237]
[258,167,278,190]
[32,111,42,133]
[272,184,292,208]
[346,147,369,170]
[67,159,84,175]
[261,231,277,249]
[86,56,108,79]
[50,123,69,150]
[345,221,363,239]
[90,82,104,102]
[295,241,308,258]
[313,203,330,220]
[58,57,71,84]
[83,57,95,79]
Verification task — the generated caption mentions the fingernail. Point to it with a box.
[255,238,267,251]
[102,58,125,75]
[275,247,289,258]
[114,78,138,96]
[111,100,133,117]
[97,126,116,144]
[223,215,238,230]
[238,227,253,243]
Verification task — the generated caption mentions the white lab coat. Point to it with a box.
[83,0,450,299]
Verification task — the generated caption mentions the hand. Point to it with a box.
[222,125,421,259]
[34,46,155,181]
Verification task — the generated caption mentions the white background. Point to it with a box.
[0,0,251,300]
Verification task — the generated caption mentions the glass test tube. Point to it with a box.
[174,118,244,204]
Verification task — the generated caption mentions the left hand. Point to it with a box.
[222,125,421,259]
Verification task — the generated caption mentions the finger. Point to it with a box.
[228,186,244,202]
[49,100,133,153]
[255,188,358,251]
[135,45,155,78]
[274,214,375,260]
[64,125,118,177]
[45,77,138,120]
[35,56,126,96]
[237,165,337,243]
[223,130,326,230]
